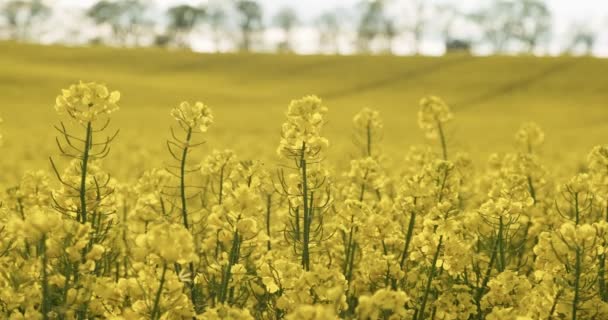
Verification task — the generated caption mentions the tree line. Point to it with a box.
[0,0,600,55]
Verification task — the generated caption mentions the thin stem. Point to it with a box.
[266,194,272,251]
[418,236,443,320]
[79,122,92,223]
[436,119,448,161]
[151,262,168,320]
[300,143,310,271]
[180,128,193,229]
[572,248,581,320]
[41,235,49,320]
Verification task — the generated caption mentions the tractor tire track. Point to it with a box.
[321,55,473,99]
[454,60,578,110]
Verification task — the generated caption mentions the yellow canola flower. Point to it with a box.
[55,81,120,124]
[285,304,338,320]
[418,96,453,139]
[357,289,411,319]
[515,122,544,152]
[135,222,196,264]
[353,107,383,133]
[171,101,213,133]
[277,95,329,158]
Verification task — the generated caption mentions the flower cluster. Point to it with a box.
[418,95,453,139]
[54,81,120,123]
[171,101,214,132]
[277,95,329,159]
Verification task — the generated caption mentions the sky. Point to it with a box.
[48,0,608,56]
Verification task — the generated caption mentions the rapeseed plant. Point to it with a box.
[2,82,608,320]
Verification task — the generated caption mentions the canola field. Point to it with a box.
[1,42,608,319]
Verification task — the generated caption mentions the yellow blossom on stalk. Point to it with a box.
[171,101,213,132]
[418,96,453,139]
[54,81,120,124]
[8,207,63,242]
[588,145,608,173]
[277,95,329,158]
[199,304,254,320]
[353,107,383,132]
[15,170,52,208]
[285,304,338,320]
[357,289,411,319]
[135,222,195,264]
[0,116,3,147]
[587,145,608,200]
[515,122,544,152]
[482,271,532,310]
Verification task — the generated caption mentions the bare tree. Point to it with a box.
[167,4,207,48]
[207,5,227,52]
[235,0,263,52]
[383,18,398,54]
[566,23,596,56]
[273,7,298,53]
[512,0,551,53]
[316,11,341,54]
[357,0,385,53]
[402,0,427,54]
[2,0,50,41]
[469,0,519,53]
[87,0,150,46]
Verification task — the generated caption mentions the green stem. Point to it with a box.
[219,231,240,304]
[572,248,581,320]
[79,122,92,224]
[399,210,417,270]
[300,143,310,271]
[366,120,372,157]
[418,236,443,320]
[179,128,192,229]
[266,194,272,251]
[41,235,49,320]
[151,262,168,320]
[497,216,506,272]
[178,128,197,310]
[436,119,448,161]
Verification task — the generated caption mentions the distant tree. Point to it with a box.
[471,0,551,54]
[436,4,458,45]
[87,0,150,46]
[316,11,341,54]
[357,0,385,53]
[402,0,427,54]
[207,6,227,52]
[469,0,519,53]
[382,18,398,54]
[167,4,207,48]
[512,0,551,53]
[1,0,50,41]
[566,24,596,56]
[273,7,298,53]
[235,0,263,52]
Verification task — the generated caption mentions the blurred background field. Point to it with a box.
[1,41,606,184]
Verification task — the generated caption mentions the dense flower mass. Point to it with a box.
[2,83,608,319]
[54,81,120,123]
